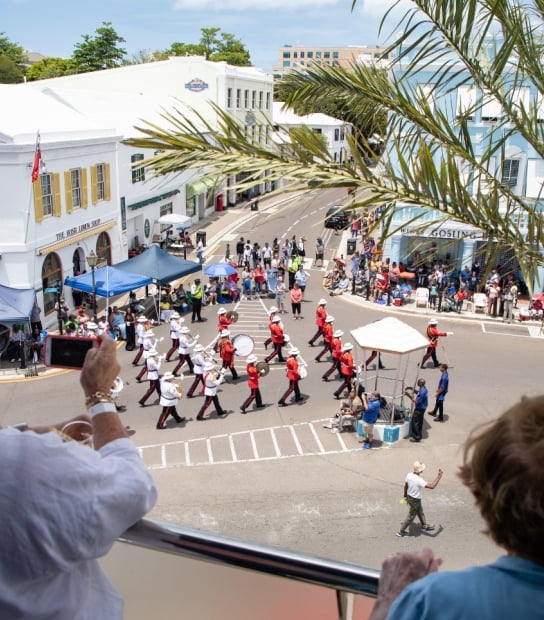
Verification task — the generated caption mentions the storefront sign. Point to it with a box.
[55,219,102,241]
[400,226,485,240]
[185,77,209,93]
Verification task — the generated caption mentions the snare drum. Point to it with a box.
[232,333,255,357]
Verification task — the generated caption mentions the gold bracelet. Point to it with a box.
[85,391,114,408]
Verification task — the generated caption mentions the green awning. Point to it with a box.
[127,189,180,210]
[186,177,219,199]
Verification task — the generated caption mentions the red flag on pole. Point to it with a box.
[31,132,41,183]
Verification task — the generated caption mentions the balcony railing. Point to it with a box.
[101,518,380,620]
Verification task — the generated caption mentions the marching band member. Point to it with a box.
[165,312,184,361]
[365,350,385,370]
[196,362,228,420]
[240,354,265,413]
[322,329,344,382]
[277,348,305,407]
[214,307,232,351]
[263,306,278,350]
[156,372,185,429]
[315,315,335,362]
[172,326,196,376]
[135,326,160,382]
[308,298,328,346]
[264,315,286,364]
[132,316,150,365]
[138,349,162,406]
[186,344,206,398]
[334,342,356,399]
[419,318,453,368]
[218,329,239,381]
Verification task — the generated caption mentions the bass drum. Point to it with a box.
[299,365,308,380]
[232,333,255,357]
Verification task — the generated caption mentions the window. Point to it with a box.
[32,172,61,222]
[334,128,340,141]
[227,87,232,108]
[307,51,313,58]
[131,154,145,183]
[340,129,345,141]
[501,159,520,190]
[258,91,263,109]
[283,51,291,58]
[283,61,291,68]
[333,51,339,58]
[236,88,241,109]
[324,51,330,59]
[252,90,256,109]
[160,202,173,218]
[316,51,321,58]
[41,252,62,315]
[96,232,112,266]
[244,90,249,108]
[300,51,305,58]
[293,51,298,59]
[64,168,88,212]
[266,92,271,110]
[91,163,110,204]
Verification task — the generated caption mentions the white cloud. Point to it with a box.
[173,0,338,9]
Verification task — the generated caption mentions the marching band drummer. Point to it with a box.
[165,312,184,361]
[308,298,328,346]
[132,316,150,366]
[138,348,162,407]
[322,329,344,382]
[196,362,228,420]
[264,315,286,364]
[263,306,278,350]
[156,372,185,429]
[278,348,306,407]
[172,326,196,377]
[240,354,266,413]
[218,329,239,381]
[315,315,335,362]
[334,342,356,400]
[186,344,206,398]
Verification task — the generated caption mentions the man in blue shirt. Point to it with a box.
[429,364,448,422]
[362,391,381,449]
[406,378,428,442]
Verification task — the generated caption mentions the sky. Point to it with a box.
[1,0,410,72]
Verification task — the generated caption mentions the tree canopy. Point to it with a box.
[0,32,26,67]
[26,57,77,80]
[72,21,126,72]
[0,55,24,83]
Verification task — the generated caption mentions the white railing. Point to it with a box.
[101,518,379,620]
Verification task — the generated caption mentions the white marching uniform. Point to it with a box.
[204,370,225,396]
[159,378,181,407]
[169,318,182,340]
[142,333,158,360]
[136,322,146,345]
[193,351,206,376]
[146,356,161,380]
[178,333,196,356]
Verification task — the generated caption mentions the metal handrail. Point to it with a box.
[120,518,380,598]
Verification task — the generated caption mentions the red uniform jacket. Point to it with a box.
[340,351,355,377]
[315,306,327,327]
[286,357,300,381]
[247,363,260,389]
[218,315,232,332]
[426,326,446,349]
[322,322,333,344]
[331,337,343,359]
[270,323,284,344]
[220,339,236,365]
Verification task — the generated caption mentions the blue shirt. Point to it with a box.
[437,371,449,400]
[387,556,544,620]
[415,385,428,409]
[363,399,380,424]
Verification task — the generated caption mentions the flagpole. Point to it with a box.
[24,131,41,246]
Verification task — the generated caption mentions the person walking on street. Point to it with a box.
[196,363,228,420]
[277,348,305,407]
[186,344,206,397]
[138,349,162,407]
[190,278,204,323]
[322,329,343,381]
[240,354,265,413]
[218,329,239,381]
[397,461,443,537]
[315,315,335,362]
[308,298,328,346]
[334,342,355,399]
[419,319,452,368]
[429,364,449,422]
[264,316,286,364]
[172,326,196,376]
[406,378,428,442]
[156,372,185,429]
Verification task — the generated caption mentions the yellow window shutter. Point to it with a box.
[90,165,98,205]
[64,171,73,214]
[33,179,43,223]
[104,163,111,201]
[53,173,62,217]
[81,168,88,209]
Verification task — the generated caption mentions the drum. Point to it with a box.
[299,365,308,380]
[232,333,255,357]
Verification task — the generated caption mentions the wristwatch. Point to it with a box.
[12,422,29,432]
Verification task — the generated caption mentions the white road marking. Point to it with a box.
[481,322,541,338]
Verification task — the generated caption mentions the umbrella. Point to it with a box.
[204,262,237,278]
[157,213,193,229]
[398,271,416,279]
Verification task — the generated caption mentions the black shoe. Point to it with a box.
[255,404,265,409]
[277,401,287,407]
[308,341,314,347]
[156,424,165,429]
[240,406,246,414]
[315,358,321,363]
[322,377,329,382]
[434,417,444,422]
[175,417,186,424]
[139,401,146,407]
[216,411,227,417]
[379,364,386,370]
[135,377,141,383]
[428,411,436,417]
[410,438,421,442]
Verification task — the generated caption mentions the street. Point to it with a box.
[2,188,542,572]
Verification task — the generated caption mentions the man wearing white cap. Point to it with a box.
[240,354,265,413]
[138,349,162,406]
[322,329,344,381]
[165,312,183,362]
[263,306,278,350]
[156,372,185,429]
[308,298,328,347]
[196,362,227,420]
[419,319,453,368]
[132,316,150,366]
[397,461,443,537]
[315,315,335,363]
[219,330,239,380]
[264,315,286,364]
[334,342,355,399]
[277,348,305,407]
[172,326,196,376]
[186,344,206,398]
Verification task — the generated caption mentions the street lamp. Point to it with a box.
[87,251,99,321]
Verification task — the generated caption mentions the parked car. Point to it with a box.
[324,206,350,230]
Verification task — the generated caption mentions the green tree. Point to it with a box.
[164,27,251,66]
[124,0,544,291]
[72,21,126,72]
[26,57,77,80]
[0,55,24,83]
[0,32,26,67]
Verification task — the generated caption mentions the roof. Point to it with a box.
[350,317,429,354]
[273,102,344,127]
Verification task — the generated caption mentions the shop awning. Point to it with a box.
[186,177,219,199]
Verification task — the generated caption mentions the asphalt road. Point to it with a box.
[3,189,542,572]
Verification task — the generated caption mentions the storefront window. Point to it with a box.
[42,253,62,315]
[96,232,111,265]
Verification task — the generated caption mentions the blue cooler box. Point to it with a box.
[383,425,400,443]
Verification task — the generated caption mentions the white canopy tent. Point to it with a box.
[157,213,193,229]
[350,317,429,432]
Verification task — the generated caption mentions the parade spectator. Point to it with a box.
[396,461,442,537]
[361,391,381,449]
[5,325,25,363]
[429,364,449,422]
[275,276,287,314]
[290,283,303,319]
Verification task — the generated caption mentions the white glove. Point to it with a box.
[194,334,200,341]
[220,368,227,375]
[447,331,454,336]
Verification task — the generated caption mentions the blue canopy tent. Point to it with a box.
[0,285,36,324]
[65,266,152,298]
